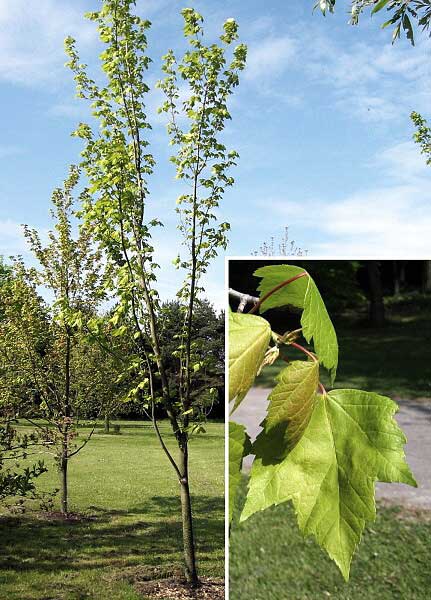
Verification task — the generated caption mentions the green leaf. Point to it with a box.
[302,277,338,383]
[371,0,391,15]
[391,21,402,42]
[254,264,308,312]
[266,361,319,448]
[229,421,252,523]
[254,265,338,382]
[229,311,271,411]
[241,388,416,580]
[402,14,415,45]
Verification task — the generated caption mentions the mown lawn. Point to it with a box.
[256,295,431,399]
[230,479,431,600]
[0,421,224,600]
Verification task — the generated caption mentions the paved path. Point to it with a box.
[232,388,431,510]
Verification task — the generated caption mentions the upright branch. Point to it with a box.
[158,8,246,434]
[65,1,180,443]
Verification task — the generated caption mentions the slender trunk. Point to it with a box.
[178,444,198,586]
[399,261,406,288]
[104,412,110,433]
[60,452,68,514]
[393,260,400,295]
[61,326,71,515]
[423,260,431,292]
[367,261,385,327]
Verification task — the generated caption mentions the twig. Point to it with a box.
[228,288,259,313]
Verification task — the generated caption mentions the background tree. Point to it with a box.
[252,226,307,257]
[0,419,47,503]
[64,0,245,584]
[366,260,385,326]
[411,112,431,292]
[0,257,12,320]
[77,311,138,432]
[317,0,431,44]
[412,111,431,164]
[158,300,225,421]
[0,167,105,515]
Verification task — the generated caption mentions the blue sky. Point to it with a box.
[0,0,430,307]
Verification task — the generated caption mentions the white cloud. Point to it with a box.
[267,140,431,257]
[0,0,96,86]
[0,219,50,260]
[247,16,276,37]
[0,219,26,256]
[48,102,90,120]
[373,141,430,181]
[246,23,431,123]
[245,36,297,81]
[307,34,431,123]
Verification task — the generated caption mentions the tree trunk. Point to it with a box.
[178,445,198,586]
[393,261,400,295]
[104,412,110,433]
[367,261,385,327]
[61,327,71,515]
[60,454,68,515]
[423,260,431,292]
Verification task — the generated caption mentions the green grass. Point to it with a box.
[256,297,431,399]
[0,421,224,600]
[230,479,431,600]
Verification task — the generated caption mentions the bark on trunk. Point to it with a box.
[367,261,385,327]
[60,454,68,515]
[179,445,198,586]
[104,412,110,434]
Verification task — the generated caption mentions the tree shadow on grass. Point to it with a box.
[0,495,223,581]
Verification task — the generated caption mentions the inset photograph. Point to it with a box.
[229,259,431,599]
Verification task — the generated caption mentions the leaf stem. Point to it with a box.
[248,271,308,314]
[281,346,326,395]
[290,341,318,362]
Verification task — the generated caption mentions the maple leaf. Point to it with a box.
[241,371,416,579]
[229,311,271,411]
[229,421,252,523]
[254,264,338,383]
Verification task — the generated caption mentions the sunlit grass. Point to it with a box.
[0,421,224,600]
[230,478,431,599]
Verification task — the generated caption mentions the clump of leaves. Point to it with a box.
[0,420,47,502]
[229,263,416,580]
[316,0,431,45]
[411,111,431,165]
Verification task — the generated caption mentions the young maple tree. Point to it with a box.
[229,263,416,581]
[64,0,245,584]
[0,166,105,515]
